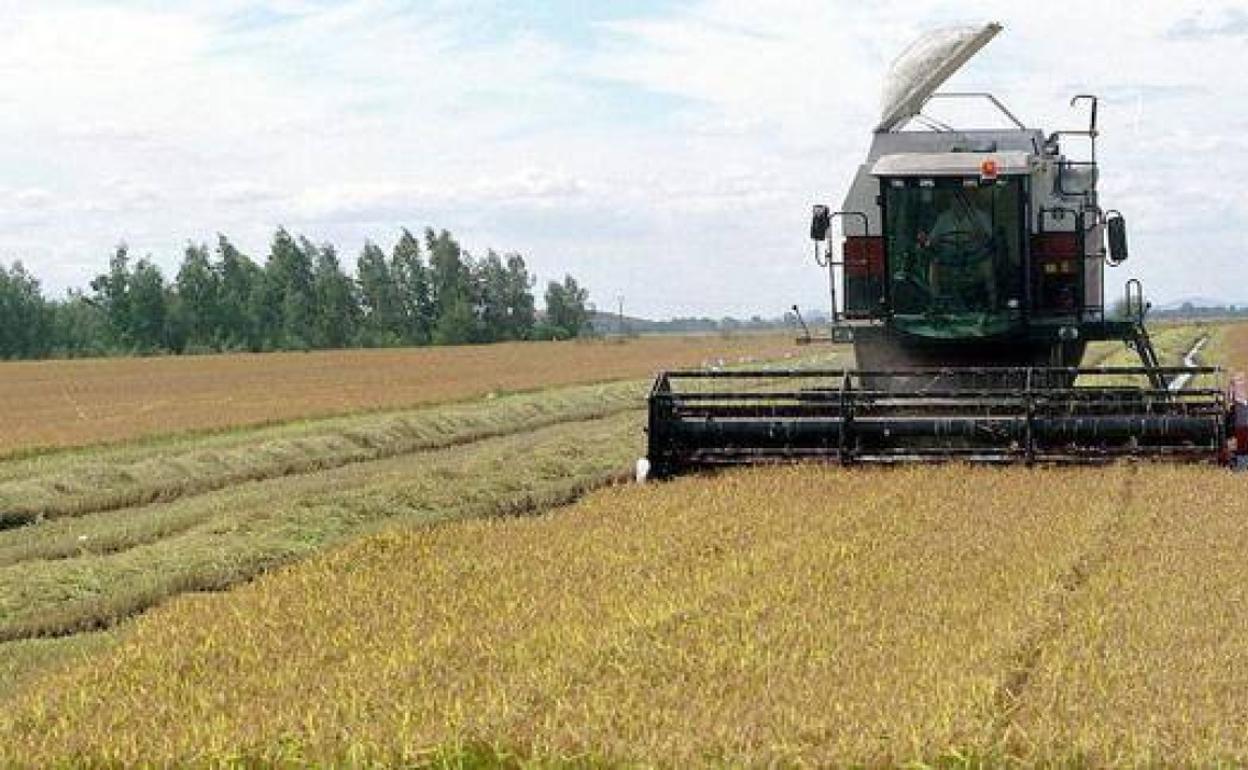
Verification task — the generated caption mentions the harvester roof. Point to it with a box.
[870,150,1031,177]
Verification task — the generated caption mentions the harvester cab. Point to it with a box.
[645,22,1247,478]
[818,23,1143,379]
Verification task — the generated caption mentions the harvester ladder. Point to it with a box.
[1123,278,1167,390]
[1130,324,1167,390]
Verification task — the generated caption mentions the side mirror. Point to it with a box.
[1107,211,1128,263]
[810,205,831,242]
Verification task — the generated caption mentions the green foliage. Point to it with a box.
[0,262,51,359]
[540,275,591,340]
[173,242,219,350]
[356,240,402,345]
[392,229,435,344]
[475,250,537,341]
[88,245,133,349]
[426,227,472,322]
[310,242,360,349]
[5,227,589,360]
[217,235,264,350]
[47,291,108,357]
[433,295,479,345]
[270,231,316,350]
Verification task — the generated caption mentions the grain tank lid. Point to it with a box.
[870,151,1031,177]
[875,22,1003,133]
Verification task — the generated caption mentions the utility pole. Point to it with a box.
[617,295,625,338]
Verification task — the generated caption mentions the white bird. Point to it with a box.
[635,457,651,484]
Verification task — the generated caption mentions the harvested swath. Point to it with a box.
[0,334,803,455]
[0,465,1128,767]
[0,412,641,643]
[0,379,644,529]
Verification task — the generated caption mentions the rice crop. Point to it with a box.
[0,464,1164,768]
[0,632,113,702]
[0,334,802,456]
[1010,465,1248,766]
[1,325,1242,767]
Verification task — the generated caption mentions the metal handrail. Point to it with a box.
[659,365,1221,379]
[923,92,1027,130]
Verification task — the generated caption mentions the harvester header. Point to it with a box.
[644,22,1247,478]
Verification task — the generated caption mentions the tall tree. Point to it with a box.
[264,229,315,349]
[391,230,434,345]
[425,228,475,344]
[357,241,401,345]
[543,275,590,340]
[127,258,169,353]
[0,225,589,360]
[474,250,511,342]
[88,244,133,349]
[0,262,50,359]
[502,253,536,340]
[311,242,359,349]
[217,235,263,350]
[175,242,220,351]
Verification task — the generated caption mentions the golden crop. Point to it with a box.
[1225,321,1248,373]
[0,323,1244,767]
[0,333,803,455]
[11,463,1242,767]
[1011,465,1248,765]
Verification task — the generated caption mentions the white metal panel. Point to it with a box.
[870,151,1031,177]
[876,22,1003,133]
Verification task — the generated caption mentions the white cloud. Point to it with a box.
[209,182,284,207]
[0,0,1243,315]
[11,189,54,210]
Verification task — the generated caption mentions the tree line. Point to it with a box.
[0,228,591,360]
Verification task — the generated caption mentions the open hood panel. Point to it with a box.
[875,22,1002,133]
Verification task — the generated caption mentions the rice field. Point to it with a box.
[3,464,1247,767]
[0,334,803,455]
[0,321,1244,767]
[0,334,842,711]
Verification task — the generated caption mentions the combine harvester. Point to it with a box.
[646,23,1248,478]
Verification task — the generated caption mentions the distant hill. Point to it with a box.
[1154,296,1246,312]
[587,310,809,335]
[1151,298,1248,319]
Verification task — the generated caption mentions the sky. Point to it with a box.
[0,0,1245,318]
